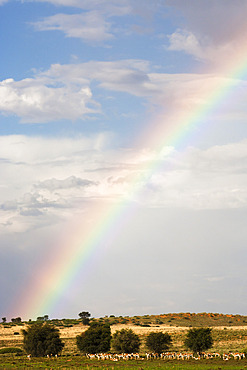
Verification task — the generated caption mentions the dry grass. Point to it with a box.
[111,324,188,334]
[1,323,247,355]
[1,313,247,355]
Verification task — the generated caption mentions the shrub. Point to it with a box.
[184,327,213,355]
[0,347,23,354]
[22,323,64,357]
[76,322,111,354]
[145,332,172,354]
[111,329,140,353]
[156,320,163,325]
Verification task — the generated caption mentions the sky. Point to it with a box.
[1,0,247,321]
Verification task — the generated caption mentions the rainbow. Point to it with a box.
[12,53,247,320]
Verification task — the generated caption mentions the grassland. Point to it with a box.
[1,356,247,369]
[1,312,247,368]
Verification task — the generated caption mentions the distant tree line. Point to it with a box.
[76,324,213,356]
[1,314,50,324]
[21,323,213,357]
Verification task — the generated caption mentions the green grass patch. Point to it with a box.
[0,356,247,369]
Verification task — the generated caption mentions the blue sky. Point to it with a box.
[1,0,247,320]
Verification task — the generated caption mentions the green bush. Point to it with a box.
[0,347,23,354]
[22,323,64,357]
[145,332,172,354]
[184,327,213,355]
[111,329,140,353]
[76,322,111,354]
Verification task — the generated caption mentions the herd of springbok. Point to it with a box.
[84,351,246,361]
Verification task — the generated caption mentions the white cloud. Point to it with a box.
[29,0,164,43]
[0,133,111,163]
[0,134,109,233]
[0,77,97,123]
[32,11,114,42]
[28,0,133,44]
[0,134,247,236]
[0,134,110,205]
[167,29,205,60]
[167,29,239,64]
[1,59,247,128]
[140,142,247,209]
[37,61,247,121]
[40,60,247,108]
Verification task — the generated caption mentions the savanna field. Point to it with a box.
[1,313,247,368]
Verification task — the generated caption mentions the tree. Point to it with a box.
[111,329,140,353]
[2,317,6,323]
[184,327,213,355]
[145,332,172,354]
[78,311,91,325]
[11,317,21,323]
[37,316,44,322]
[36,315,49,322]
[22,323,64,357]
[76,322,111,353]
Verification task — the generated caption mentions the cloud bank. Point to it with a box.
[1,61,247,123]
[1,134,247,237]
